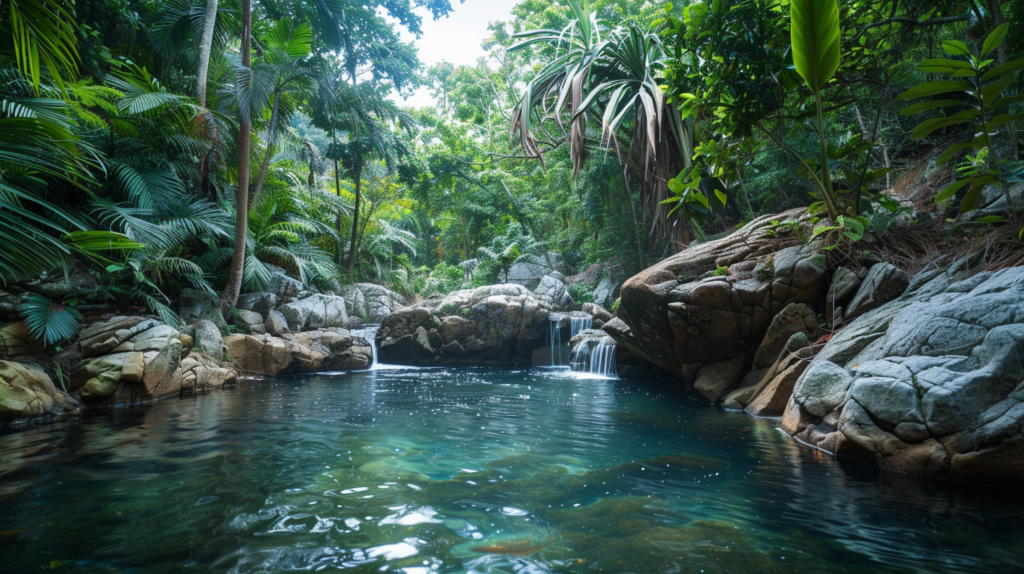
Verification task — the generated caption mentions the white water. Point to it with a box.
[570,314,593,338]
[570,335,618,379]
[548,314,565,367]
[350,324,413,371]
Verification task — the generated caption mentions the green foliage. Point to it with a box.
[567,282,594,304]
[18,292,81,346]
[900,23,1024,215]
[422,262,466,297]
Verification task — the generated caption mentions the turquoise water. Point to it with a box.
[1,366,1023,573]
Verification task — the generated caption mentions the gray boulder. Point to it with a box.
[180,288,228,331]
[277,294,348,332]
[266,265,304,299]
[534,273,574,311]
[783,262,1024,481]
[845,263,909,321]
[592,275,620,309]
[695,356,746,402]
[507,253,566,290]
[225,329,371,375]
[194,319,226,360]
[337,283,407,322]
[751,303,818,370]
[825,267,860,324]
[236,292,279,320]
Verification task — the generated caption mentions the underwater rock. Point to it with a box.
[785,261,1024,481]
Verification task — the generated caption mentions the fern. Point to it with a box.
[18,293,82,346]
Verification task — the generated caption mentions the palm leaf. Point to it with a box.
[18,292,82,346]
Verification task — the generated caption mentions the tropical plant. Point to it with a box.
[18,292,81,346]
[899,23,1024,216]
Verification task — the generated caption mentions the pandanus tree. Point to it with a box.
[510,0,694,245]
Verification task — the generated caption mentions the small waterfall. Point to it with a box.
[569,314,593,338]
[349,324,408,371]
[549,314,565,367]
[571,335,618,379]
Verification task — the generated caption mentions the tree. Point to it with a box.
[221,0,252,314]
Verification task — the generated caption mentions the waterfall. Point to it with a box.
[349,324,407,371]
[549,314,565,367]
[569,314,593,338]
[570,336,618,379]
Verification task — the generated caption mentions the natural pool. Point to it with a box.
[1,367,1023,573]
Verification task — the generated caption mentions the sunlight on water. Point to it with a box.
[1,367,1023,573]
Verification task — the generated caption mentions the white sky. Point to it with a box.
[390,0,521,108]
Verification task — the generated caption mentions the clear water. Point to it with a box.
[2,367,1023,574]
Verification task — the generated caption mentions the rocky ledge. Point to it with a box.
[377,284,550,366]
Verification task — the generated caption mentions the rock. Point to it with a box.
[266,309,289,336]
[180,352,237,392]
[694,356,746,402]
[607,210,824,377]
[592,275,620,309]
[845,263,909,321]
[745,344,818,417]
[180,288,228,331]
[232,308,266,334]
[236,292,279,320]
[784,261,1024,481]
[1,321,43,357]
[194,319,225,360]
[71,317,183,404]
[337,283,407,322]
[267,265,304,299]
[581,302,614,328]
[377,284,550,366]
[14,271,98,301]
[751,303,818,370]
[0,361,78,423]
[225,330,371,375]
[507,253,567,289]
[277,294,348,332]
[825,267,860,324]
[535,273,574,311]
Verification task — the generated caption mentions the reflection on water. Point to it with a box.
[1,367,1023,573]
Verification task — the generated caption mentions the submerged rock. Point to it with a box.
[377,284,550,366]
[783,262,1024,481]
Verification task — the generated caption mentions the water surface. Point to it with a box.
[1,367,1022,573]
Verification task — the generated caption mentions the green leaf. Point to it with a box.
[981,23,1009,57]
[984,114,1024,131]
[18,293,82,346]
[910,112,976,140]
[981,78,1014,104]
[714,189,728,207]
[981,57,1024,82]
[935,177,972,202]
[790,0,841,92]
[900,99,964,116]
[942,40,972,57]
[937,142,974,165]
[916,58,974,73]
[960,175,996,213]
[898,81,973,100]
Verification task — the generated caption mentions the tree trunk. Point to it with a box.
[346,164,361,271]
[197,0,218,108]
[251,94,280,203]
[220,0,251,315]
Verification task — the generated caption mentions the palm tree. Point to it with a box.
[197,0,219,108]
[510,0,696,244]
[220,0,252,314]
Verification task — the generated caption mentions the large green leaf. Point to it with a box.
[18,292,82,346]
[898,81,972,100]
[790,0,841,92]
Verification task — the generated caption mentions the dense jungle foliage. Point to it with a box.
[0,0,1021,341]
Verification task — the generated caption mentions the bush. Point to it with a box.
[568,282,594,304]
[422,262,467,297]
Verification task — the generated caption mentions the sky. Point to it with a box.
[390,0,521,108]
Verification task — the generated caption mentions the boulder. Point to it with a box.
[277,294,348,332]
[694,356,746,402]
[236,292,279,320]
[180,288,228,331]
[534,273,574,311]
[225,330,372,375]
[751,303,818,370]
[232,308,266,334]
[12,271,98,301]
[592,275,620,309]
[267,265,304,299]
[180,352,237,392]
[377,284,550,366]
[507,253,567,289]
[581,303,614,329]
[266,309,289,336]
[0,361,78,423]
[825,267,860,324]
[71,317,183,404]
[784,261,1024,481]
[1,321,44,358]
[337,283,407,322]
[194,319,226,360]
[845,263,909,321]
[606,209,824,378]
[744,343,819,417]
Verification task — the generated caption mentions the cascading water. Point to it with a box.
[548,313,565,367]
[569,314,593,338]
[570,335,618,379]
[349,324,407,371]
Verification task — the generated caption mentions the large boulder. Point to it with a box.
[1,321,44,358]
[10,271,98,302]
[194,319,226,360]
[783,261,1024,481]
[180,352,237,392]
[236,292,280,320]
[377,284,550,366]
[507,253,566,290]
[0,361,78,424]
[592,275,621,309]
[276,294,348,332]
[844,262,909,321]
[606,209,825,379]
[180,288,228,331]
[337,283,407,323]
[71,317,184,404]
[534,273,574,311]
[225,330,371,376]
[266,265,304,299]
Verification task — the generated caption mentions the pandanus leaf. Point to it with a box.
[790,0,841,92]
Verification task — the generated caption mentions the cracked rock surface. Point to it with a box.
[0,361,78,424]
[783,262,1024,481]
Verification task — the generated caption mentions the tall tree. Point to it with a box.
[221,0,252,314]
[197,0,218,108]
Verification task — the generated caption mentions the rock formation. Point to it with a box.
[0,361,78,424]
[337,283,407,323]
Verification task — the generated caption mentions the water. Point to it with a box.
[568,315,592,339]
[570,336,618,379]
[350,324,407,371]
[2,367,1023,573]
[548,315,564,367]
